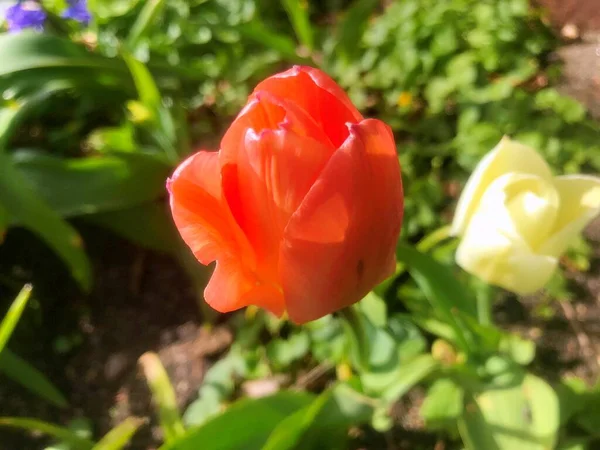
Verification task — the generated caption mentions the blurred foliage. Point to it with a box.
[1,0,600,449]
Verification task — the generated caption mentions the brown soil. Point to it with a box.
[0,225,232,450]
[535,0,600,31]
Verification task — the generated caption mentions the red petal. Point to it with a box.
[253,66,363,148]
[169,151,284,313]
[168,151,240,264]
[205,257,285,316]
[222,129,334,282]
[279,119,403,324]
[220,92,333,168]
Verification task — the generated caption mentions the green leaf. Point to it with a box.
[0,203,8,243]
[93,417,146,450]
[362,354,439,402]
[459,373,559,450]
[183,346,248,427]
[282,0,314,51]
[262,384,374,450]
[163,392,314,450]
[122,53,178,161]
[122,53,161,114]
[0,417,95,450]
[266,332,310,370]
[556,438,590,450]
[420,378,464,428]
[85,203,178,254]
[499,334,536,366]
[0,156,92,290]
[138,353,185,442]
[0,349,68,408]
[0,32,131,98]
[355,292,387,327]
[0,85,70,152]
[396,242,477,353]
[12,150,171,218]
[87,124,137,153]
[0,284,32,353]
[126,0,167,52]
[333,0,378,62]
[239,22,302,61]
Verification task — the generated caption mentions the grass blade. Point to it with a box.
[0,417,95,449]
[126,0,167,51]
[282,0,314,51]
[139,352,185,442]
[0,348,68,408]
[0,285,32,353]
[92,417,146,450]
[93,417,146,450]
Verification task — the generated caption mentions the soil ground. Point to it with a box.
[2,2,600,450]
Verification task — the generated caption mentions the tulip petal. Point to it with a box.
[540,175,600,257]
[452,136,553,236]
[280,119,403,324]
[456,213,558,295]
[253,66,363,148]
[222,129,335,281]
[168,151,245,264]
[169,151,283,313]
[220,93,333,164]
[205,257,285,316]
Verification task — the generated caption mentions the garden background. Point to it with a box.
[2,0,600,449]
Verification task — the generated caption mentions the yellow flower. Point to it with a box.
[397,91,413,108]
[451,136,600,295]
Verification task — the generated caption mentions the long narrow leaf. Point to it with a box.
[0,417,95,450]
[0,84,70,152]
[138,352,185,442]
[126,0,167,51]
[281,0,314,51]
[0,349,68,408]
[0,285,32,353]
[0,155,92,290]
[0,32,132,97]
[93,418,146,450]
[11,150,171,218]
[396,242,477,353]
[160,392,314,450]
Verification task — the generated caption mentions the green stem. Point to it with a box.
[476,289,492,326]
[338,306,369,372]
[416,225,452,252]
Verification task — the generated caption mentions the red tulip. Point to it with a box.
[168,66,403,324]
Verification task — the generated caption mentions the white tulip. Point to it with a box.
[451,136,600,294]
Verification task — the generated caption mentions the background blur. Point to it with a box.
[1,0,600,449]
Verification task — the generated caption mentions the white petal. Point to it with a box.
[456,211,558,295]
[540,175,600,257]
[451,136,553,236]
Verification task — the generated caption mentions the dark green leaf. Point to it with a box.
[282,0,314,51]
[396,242,477,353]
[262,384,374,450]
[0,417,94,450]
[85,202,178,254]
[163,392,314,450]
[12,150,171,218]
[0,349,68,408]
[0,155,91,290]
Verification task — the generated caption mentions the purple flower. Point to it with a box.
[4,1,47,32]
[62,0,91,25]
